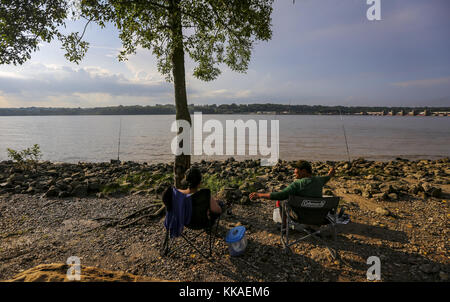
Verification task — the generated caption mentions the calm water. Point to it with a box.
[0,115,449,163]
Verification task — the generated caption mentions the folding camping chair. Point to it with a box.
[280,195,350,259]
[160,186,222,259]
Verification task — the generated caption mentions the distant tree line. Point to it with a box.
[0,104,448,116]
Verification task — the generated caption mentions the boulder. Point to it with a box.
[58,191,71,198]
[373,192,388,201]
[87,179,101,192]
[388,193,399,201]
[240,195,251,205]
[44,186,59,198]
[375,207,390,216]
[217,188,242,204]
[72,184,88,197]
[362,191,372,198]
[430,188,442,198]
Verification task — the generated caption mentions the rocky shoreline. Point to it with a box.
[1,157,449,282]
[1,157,448,200]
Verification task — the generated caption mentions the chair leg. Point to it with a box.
[280,202,285,247]
[208,228,213,258]
[280,202,290,249]
[210,216,221,256]
[160,228,170,257]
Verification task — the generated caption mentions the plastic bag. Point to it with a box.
[273,201,282,223]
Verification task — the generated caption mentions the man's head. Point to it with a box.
[294,160,312,179]
[185,167,202,189]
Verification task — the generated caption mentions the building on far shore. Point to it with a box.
[367,111,385,116]
[418,110,431,116]
[432,111,450,116]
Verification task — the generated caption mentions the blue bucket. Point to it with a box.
[225,226,247,256]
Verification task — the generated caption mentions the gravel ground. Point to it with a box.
[1,174,448,282]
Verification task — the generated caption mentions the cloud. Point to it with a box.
[0,63,174,102]
[391,77,450,88]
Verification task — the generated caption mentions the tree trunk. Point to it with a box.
[170,0,191,188]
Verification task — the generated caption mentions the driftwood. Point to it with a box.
[87,202,165,232]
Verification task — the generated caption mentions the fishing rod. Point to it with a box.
[339,109,351,164]
[117,117,122,161]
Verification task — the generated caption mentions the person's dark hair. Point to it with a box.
[185,167,202,189]
[294,160,312,174]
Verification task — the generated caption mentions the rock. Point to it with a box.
[55,180,69,191]
[418,191,428,199]
[240,195,251,205]
[87,180,100,192]
[430,188,442,198]
[362,191,372,198]
[419,264,439,274]
[218,188,242,204]
[8,173,25,183]
[324,189,334,196]
[439,271,448,281]
[375,207,390,216]
[63,177,73,183]
[44,186,59,198]
[353,188,362,195]
[252,181,265,190]
[388,193,398,201]
[310,248,331,262]
[373,192,388,201]
[58,191,71,198]
[0,182,11,188]
[132,190,147,196]
[409,185,423,195]
[379,184,393,194]
[72,184,88,197]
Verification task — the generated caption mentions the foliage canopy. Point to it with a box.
[1,0,274,82]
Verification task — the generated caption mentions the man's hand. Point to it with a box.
[250,192,271,200]
[327,167,335,177]
[249,192,259,200]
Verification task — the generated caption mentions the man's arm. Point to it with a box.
[249,192,271,199]
[318,167,335,186]
[250,182,297,201]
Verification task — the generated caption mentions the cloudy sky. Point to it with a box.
[1,0,449,108]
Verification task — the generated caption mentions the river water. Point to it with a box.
[0,115,448,163]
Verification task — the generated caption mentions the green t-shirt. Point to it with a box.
[269,176,331,200]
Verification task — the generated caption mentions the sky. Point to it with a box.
[1,0,450,108]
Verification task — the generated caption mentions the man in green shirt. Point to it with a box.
[249,160,335,201]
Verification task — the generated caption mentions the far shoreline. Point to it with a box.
[1,104,449,117]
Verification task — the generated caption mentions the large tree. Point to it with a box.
[0,0,274,186]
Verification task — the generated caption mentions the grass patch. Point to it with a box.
[100,167,267,196]
[101,171,174,195]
